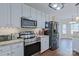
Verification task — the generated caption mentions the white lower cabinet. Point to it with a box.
[41,36,49,53]
[11,42,24,56]
[0,42,24,56]
[0,45,11,56]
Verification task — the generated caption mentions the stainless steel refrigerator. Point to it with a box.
[46,21,59,50]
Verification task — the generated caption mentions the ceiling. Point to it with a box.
[26,3,79,21]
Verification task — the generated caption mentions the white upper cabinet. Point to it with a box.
[41,13,46,28]
[49,16,52,21]
[22,4,31,19]
[10,3,22,28]
[36,10,42,28]
[30,7,37,20]
[46,14,50,22]
[41,13,45,22]
[36,10,41,21]
[0,3,51,28]
[0,4,10,27]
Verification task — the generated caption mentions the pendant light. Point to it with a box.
[69,16,76,24]
[76,7,79,21]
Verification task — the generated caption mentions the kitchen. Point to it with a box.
[0,3,59,56]
[0,3,79,56]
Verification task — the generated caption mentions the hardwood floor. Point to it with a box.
[33,39,73,56]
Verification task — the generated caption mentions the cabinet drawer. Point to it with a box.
[10,43,23,49]
[0,51,11,56]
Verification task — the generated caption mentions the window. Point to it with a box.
[62,24,67,34]
[70,23,79,34]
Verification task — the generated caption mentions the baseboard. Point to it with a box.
[40,48,50,54]
[61,38,72,40]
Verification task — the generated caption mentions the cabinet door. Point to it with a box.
[45,36,49,50]
[11,3,22,28]
[30,7,37,20]
[22,4,31,19]
[36,10,42,28]
[36,10,46,28]
[41,37,46,53]
[17,43,24,56]
[37,21,42,28]
[41,36,49,53]
[0,52,11,56]
[11,48,23,56]
[0,3,10,27]
[49,16,52,21]
[46,14,50,22]
[11,42,24,56]
[41,13,45,21]
[41,13,45,28]
[0,45,11,56]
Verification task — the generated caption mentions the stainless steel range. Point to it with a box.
[19,31,39,45]
[19,31,40,56]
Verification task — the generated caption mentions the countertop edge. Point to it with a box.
[0,39,24,46]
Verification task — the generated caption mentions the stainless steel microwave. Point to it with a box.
[21,17,37,28]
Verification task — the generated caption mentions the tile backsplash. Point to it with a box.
[0,27,35,35]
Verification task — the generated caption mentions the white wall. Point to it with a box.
[73,39,79,52]
[57,18,73,39]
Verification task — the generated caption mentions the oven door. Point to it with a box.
[24,42,40,56]
[24,38,40,56]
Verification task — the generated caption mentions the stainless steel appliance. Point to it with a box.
[21,17,37,28]
[19,31,40,56]
[19,31,36,45]
[45,21,59,50]
[0,35,12,42]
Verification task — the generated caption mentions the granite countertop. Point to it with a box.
[0,39,24,46]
